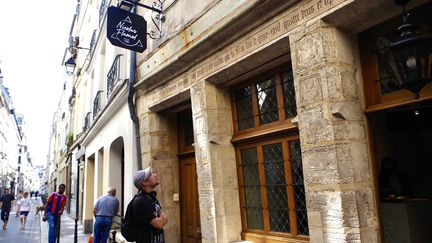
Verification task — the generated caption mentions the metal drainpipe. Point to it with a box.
[127,6,142,171]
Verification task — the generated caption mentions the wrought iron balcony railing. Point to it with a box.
[107,54,123,98]
[93,91,103,119]
[83,112,91,131]
[89,29,98,56]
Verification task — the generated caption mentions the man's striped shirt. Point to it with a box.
[47,192,67,215]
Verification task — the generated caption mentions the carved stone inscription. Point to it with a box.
[299,74,323,106]
[155,0,349,102]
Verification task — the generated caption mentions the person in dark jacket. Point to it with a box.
[379,156,412,200]
[132,167,168,243]
[0,188,15,230]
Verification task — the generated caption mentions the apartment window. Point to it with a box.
[232,66,308,241]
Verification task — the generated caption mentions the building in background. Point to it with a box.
[0,68,37,196]
[47,0,137,234]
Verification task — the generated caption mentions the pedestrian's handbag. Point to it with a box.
[121,195,138,242]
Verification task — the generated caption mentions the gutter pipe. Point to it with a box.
[127,5,142,171]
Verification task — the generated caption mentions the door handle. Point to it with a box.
[196,227,202,239]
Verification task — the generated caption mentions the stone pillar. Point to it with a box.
[139,108,180,242]
[190,80,242,243]
[289,20,380,242]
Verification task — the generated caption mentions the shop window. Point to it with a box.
[237,137,308,239]
[359,3,432,111]
[232,68,297,134]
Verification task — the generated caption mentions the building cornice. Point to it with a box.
[135,0,299,91]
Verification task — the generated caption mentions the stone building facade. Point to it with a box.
[133,0,432,243]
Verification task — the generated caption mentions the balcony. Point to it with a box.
[83,112,91,131]
[107,54,122,98]
[89,29,98,56]
[93,91,103,120]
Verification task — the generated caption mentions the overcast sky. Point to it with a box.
[0,0,77,166]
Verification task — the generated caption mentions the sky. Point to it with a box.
[0,0,77,166]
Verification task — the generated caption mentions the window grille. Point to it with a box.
[107,55,122,98]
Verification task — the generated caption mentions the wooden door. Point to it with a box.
[179,155,201,243]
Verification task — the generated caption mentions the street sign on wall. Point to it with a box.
[107,6,147,53]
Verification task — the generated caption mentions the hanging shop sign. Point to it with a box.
[107,6,147,53]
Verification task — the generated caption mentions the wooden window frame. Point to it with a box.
[231,64,308,242]
[231,65,298,144]
[236,135,308,242]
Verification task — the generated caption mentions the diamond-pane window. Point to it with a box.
[282,69,297,118]
[263,143,290,233]
[256,78,279,124]
[233,65,306,240]
[237,138,308,239]
[240,148,263,230]
[235,87,254,130]
[232,67,298,133]
[289,140,308,235]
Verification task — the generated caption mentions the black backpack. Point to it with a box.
[121,195,139,241]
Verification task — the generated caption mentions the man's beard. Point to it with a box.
[151,182,160,188]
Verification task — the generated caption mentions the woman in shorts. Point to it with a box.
[17,192,31,229]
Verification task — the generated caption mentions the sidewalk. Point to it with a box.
[39,200,91,243]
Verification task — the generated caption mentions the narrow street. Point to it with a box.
[0,197,41,242]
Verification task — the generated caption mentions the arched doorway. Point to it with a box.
[109,137,125,216]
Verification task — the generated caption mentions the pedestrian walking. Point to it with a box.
[15,190,23,217]
[0,188,15,230]
[93,186,119,243]
[16,191,31,229]
[132,167,168,243]
[44,184,67,243]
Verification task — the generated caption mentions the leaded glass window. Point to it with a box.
[282,69,297,118]
[263,143,290,233]
[289,140,308,235]
[257,78,279,124]
[237,137,308,239]
[232,67,297,132]
[240,148,263,230]
[235,87,254,130]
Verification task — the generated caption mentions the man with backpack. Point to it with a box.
[125,167,168,243]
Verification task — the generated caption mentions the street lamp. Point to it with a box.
[118,0,134,12]
[65,57,77,76]
[388,0,432,99]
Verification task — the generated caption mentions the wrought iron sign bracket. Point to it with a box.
[119,0,166,40]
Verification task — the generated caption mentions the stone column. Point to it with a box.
[190,80,242,243]
[139,108,181,242]
[289,20,380,242]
